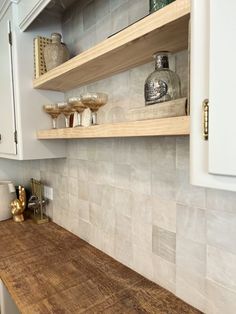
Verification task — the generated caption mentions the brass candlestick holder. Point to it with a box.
[28,179,49,224]
[11,186,26,222]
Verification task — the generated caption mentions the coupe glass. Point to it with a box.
[59,103,76,128]
[68,97,87,127]
[81,92,108,125]
[43,104,61,129]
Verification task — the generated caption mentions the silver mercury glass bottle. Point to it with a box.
[144,52,181,106]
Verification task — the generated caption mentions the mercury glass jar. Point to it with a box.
[144,52,181,106]
[44,33,70,71]
[150,0,175,13]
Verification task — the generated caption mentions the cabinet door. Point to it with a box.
[0,8,17,155]
[190,0,236,191]
[208,0,236,176]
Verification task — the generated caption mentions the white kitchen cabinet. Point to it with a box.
[0,5,16,155]
[0,2,66,160]
[190,0,236,191]
[17,0,51,31]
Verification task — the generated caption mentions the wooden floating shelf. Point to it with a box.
[33,0,190,92]
[37,116,190,139]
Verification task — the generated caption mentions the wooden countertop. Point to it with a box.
[0,220,201,314]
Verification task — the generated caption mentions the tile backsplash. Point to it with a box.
[5,136,236,314]
[1,1,236,313]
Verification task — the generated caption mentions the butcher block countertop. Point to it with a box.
[0,220,201,314]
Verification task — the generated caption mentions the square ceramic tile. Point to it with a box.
[177,204,206,244]
[152,225,176,264]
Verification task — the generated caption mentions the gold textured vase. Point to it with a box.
[43,33,70,71]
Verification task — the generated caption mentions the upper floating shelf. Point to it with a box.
[33,0,190,92]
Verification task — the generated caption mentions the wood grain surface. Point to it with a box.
[37,116,190,139]
[0,220,201,314]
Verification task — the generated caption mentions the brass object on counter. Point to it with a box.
[11,186,26,223]
[28,178,49,224]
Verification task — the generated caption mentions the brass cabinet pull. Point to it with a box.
[203,99,209,140]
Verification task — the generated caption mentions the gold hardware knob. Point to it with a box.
[202,99,209,140]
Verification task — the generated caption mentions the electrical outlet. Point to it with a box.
[44,186,53,200]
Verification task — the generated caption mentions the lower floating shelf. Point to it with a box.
[37,116,190,139]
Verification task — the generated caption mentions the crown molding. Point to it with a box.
[0,0,11,20]
[0,0,19,20]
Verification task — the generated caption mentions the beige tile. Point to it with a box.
[176,235,206,277]
[131,192,152,224]
[67,140,78,159]
[207,209,236,255]
[207,188,236,213]
[152,254,176,294]
[110,0,127,11]
[113,163,131,190]
[68,159,78,178]
[102,231,115,257]
[130,166,152,196]
[176,169,206,208]
[116,214,132,241]
[96,16,112,43]
[114,188,131,217]
[207,279,236,314]
[83,0,96,30]
[133,245,153,281]
[151,166,176,201]
[86,139,97,161]
[77,160,89,181]
[68,177,78,197]
[95,139,114,162]
[89,226,103,251]
[115,236,133,268]
[68,194,79,216]
[111,2,129,34]
[152,197,176,232]
[129,62,153,108]
[175,50,189,98]
[176,136,189,170]
[128,0,149,24]
[89,202,102,227]
[177,204,206,244]
[100,207,116,235]
[77,199,90,222]
[176,268,206,313]
[152,225,176,264]
[113,138,131,165]
[88,182,103,205]
[77,219,91,242]
[95,0,110,22]
[130,137,152,169]
[132,221,152,252]
[76,140,89,160]
[207,245,236,292]
[77,180,89,200]
[152,137,176,170]
[90,226,115,257]
[89,161,114,185]
[101,185,114,209]
[112,72,130,107]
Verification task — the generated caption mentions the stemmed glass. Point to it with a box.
[43,104,61,129]
[81,92,108,125]
[59,103,76,128]
[68,97,87,127]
